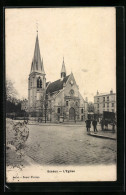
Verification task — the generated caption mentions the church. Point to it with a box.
[28,34,88,122]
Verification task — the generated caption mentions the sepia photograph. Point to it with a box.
[5,7,117,182]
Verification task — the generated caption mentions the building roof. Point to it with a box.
[46,75,70,94]
[30,34,45,74]
[94,92,116,97]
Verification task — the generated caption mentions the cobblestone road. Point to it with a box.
[23,124,117,166]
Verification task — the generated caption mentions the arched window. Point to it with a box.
[81,108,83,113]
[37,77,42,88]
[57,108,60,113]
[40,79,42,88]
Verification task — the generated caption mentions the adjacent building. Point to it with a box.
[28,34,88,122]
[94,90,116,115]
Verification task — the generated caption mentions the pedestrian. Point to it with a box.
[112,120,115,131]
[100,119,104,131]
[85,119,91,132]
[92,119,98,132]
[88,119,91,131]
[105,120,108,130]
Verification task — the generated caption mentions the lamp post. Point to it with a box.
[44,94,48,123]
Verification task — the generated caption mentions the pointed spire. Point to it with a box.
[30,34,45,74]
[41,57,43,70]
[41,57,45,73]
[61,57,66,78]
[36,20,38,34]
[31,59,34,72]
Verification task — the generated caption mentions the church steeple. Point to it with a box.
[61,57,66,78]
[30,34,45,74]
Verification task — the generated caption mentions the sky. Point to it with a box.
[5,7,116,102]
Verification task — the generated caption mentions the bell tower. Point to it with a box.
[61,57,66,79]
[28,33,46,116]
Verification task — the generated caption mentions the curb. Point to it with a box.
[87,132,116,140]
[28,123,85,127]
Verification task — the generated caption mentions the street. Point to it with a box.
[23,124,116,165]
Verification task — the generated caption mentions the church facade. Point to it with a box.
[28,34,88,122]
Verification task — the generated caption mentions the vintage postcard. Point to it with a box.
[5,7,116,182]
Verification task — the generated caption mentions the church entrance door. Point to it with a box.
[69,107,75,121]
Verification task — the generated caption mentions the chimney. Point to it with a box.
[110,89,113,94]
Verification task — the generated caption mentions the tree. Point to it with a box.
[6,79,23,115]
[88,102,94,113]
[6,79,18,101]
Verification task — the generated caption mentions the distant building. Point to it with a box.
[21,99,28,112]
[28,33,88,122]
[94,90,116,115]
[88,102,94,113]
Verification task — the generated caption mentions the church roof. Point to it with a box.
[30,34,45,74]
[46,75,70,94]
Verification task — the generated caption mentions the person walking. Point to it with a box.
[88,119,91,131]
[105,120,108,130]
[85,119,91,132]
[100,118,104,131]
[112,120,115,131]
[92,119,98,132]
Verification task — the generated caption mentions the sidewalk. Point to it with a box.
[88,125,116,140]
[28,121,86,127]
[88,132,116,140]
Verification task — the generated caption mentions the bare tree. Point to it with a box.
[6,79,18,101]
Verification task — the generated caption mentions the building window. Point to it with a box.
[66,101,68,106]
[97,104,99,108]
[57,108,60,113]
[81,108,83,113]
[103,104,105,108]
[112,109,114,112]
[37,77,42,88]
[97,98,99,102]
[31,82,32,87]
[107,109,109,111]
[103,97,105,102]
[112,103,114,107]
[70,89,74,95]
[107,96,109,101]
[76,102,78,106]
[107,103,109,107]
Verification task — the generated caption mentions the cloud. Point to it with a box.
[81,69,88,73]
